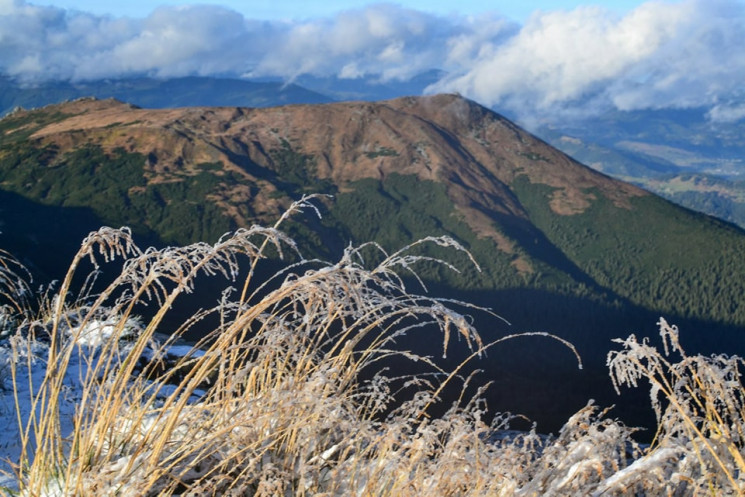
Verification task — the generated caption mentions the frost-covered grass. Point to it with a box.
[0,196,744,495]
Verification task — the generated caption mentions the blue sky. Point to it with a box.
[37,1,647,22]
[5,0,745,122]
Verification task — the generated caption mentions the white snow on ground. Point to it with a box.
[0,337,74,491]
[0,338,48,490]
[0,316,204,492]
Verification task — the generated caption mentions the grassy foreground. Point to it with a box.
[1,197,744,496]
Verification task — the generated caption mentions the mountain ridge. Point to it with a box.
[0,75,332,116]
[7,73,745,231]
[12,94,648,270]
[4,93,745,431]
[4,92,745,332]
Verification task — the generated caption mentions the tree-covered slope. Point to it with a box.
[2,95,745,330]
[5,94,745,431]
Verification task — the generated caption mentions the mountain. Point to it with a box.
[534,107,745,228]
[0,70,448,115]
[2,94,745,432]
[0,75,332,116]
[7,73,745,229]
[633,173,745,227]
[536,107,745,178]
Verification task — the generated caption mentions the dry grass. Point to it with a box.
[0,248,33,322]
[608,318,745,494]
[0,196,744,495]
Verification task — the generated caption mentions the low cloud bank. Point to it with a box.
[2,0,744,121]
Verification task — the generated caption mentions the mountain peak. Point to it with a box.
[6,93,648,261]
[388,93,490,125]
[4,92,745,437]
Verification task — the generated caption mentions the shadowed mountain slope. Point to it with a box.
[2,94,744,431]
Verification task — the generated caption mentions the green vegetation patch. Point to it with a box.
[511,174,745,325]
[364,146,399,159]
[196,161,223,171]
[0,143,235,245]
[268,139,335,196]
[131,171,236,244]
[0,144,144,210]
[329,173,567,292]
[0,109,73,146]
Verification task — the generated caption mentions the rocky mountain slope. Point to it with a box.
[3,94,745,430]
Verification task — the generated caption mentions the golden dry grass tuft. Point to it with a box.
[0,196,743,495]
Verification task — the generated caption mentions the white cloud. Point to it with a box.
[0,2,492,84]
[2,0,745,121]
[428,0,745,121]
[246,4,490,82]
[708,100,745,122]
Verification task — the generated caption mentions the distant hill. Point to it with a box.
[2,94,745,431]
[535,107,745,228]
[0,75,332,116]
[537,107,745,177]
[637,173,745,227]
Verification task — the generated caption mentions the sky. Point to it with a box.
[3,0,745,122]
[34,1,644,23]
